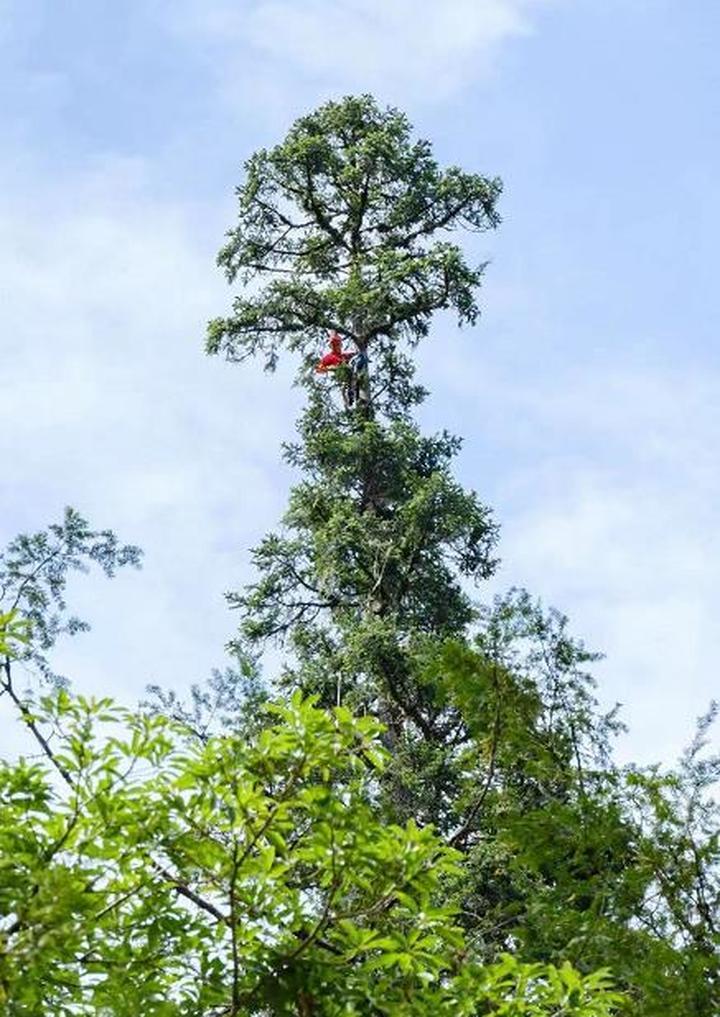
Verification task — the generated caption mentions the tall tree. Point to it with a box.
[209,94,501,810]
[207,92,616,860]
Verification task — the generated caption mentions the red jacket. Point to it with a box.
[316,332,353,372]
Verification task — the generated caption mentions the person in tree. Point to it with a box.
[315,331,353,373]
[315,330,368,409]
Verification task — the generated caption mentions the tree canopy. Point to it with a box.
[207,94,500,418]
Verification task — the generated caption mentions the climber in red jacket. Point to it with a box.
[315,331,354,373]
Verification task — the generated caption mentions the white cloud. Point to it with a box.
[428,353,720,765]
[0,157,300,736]
[171,0,556,109]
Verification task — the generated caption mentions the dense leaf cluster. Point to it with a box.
[0,683,619,1015]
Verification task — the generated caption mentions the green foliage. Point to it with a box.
[234,409,497,669]
[3,92,716,1015]
[0,610,30,658]
[207,94,501,381]
[619,704,720,1013]
[1,688,621,1015]
[0,507,141,683]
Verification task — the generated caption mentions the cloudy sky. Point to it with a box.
[1,0,718,765]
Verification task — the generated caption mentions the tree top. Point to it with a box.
[207,94,502,375]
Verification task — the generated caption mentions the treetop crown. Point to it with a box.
[207,94,502,382]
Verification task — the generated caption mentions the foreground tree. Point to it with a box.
[208,95,719,1014]
[2,674,619,1013]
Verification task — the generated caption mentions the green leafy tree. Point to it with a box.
[1,682,621,1015]
[210,94,501,812]
[0,506,141,684]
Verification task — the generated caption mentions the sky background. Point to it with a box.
[1,0,718,765]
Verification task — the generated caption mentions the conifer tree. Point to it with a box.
[208,94,502,817]
[207,93,619,853]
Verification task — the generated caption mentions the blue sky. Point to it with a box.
[1,0,718,764]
